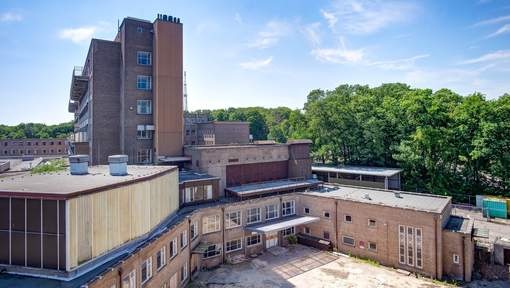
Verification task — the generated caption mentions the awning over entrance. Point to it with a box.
[226,178,322,198]
[245,216,320,234]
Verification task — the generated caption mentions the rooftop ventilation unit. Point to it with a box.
[395,192,402,198]
[364,193,372,200]
[69,155,89,175]
[108,155,128,176]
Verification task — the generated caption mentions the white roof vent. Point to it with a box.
[69,155,89,175]
[108,155,128,176]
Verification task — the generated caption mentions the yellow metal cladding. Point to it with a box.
[66,170,178,269]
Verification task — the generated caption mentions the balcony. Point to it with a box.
[69,66,89,101]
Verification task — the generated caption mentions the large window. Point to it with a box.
[180,262,188,283]
[246,234,261,246]
[137,125,154,139]
[184,185,212,203]
[190,221,198,240]
[225,211,241,229]
[137,100,152,114]
[180,230,188,249]
[137,51,152,65]
[121,270,136,288]
[282,200,295,216]
[136,149,152,164]
[156,246,166,270]
[265,204,279,220]
[226,238,243,252]
[203,244,221,259]
[247,207,261,224]
[399,225,423,269]
[137,75,152,90]
[202,215,221,234]
[282,226,295,236]
[141,257,153,284]
[169,238,177,259]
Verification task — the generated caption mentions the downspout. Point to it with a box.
[434,215,439,279]
[188,216,192,280]
[462,234,465,281]
[221,207,225,263]
[334,200,338,251]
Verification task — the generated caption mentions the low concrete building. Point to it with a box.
[312,165,402,190]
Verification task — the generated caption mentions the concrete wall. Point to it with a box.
[442,230,474,281]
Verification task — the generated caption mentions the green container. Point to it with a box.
[483,198,508,219]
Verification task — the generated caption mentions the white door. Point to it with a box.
[265,232,278,248]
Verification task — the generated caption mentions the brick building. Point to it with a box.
[68,15,183,165]
[0,138,67,158]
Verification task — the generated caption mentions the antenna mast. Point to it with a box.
[183,71,188,112]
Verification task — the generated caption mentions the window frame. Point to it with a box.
[344,214,352,223]
[453,253,460,264]
[282,226,295,236]
[156,246,167,271]
[202,214,221,234]
[190,220,199,240]
[342,235,355,247]
[180,230,188,249]
[140,257,153,285]
[169,238,178,259]
[247,207,261,224]
[136,75,152,90]
[137,51,152,66]
[282,200,295,216]
[136,99,153,115]
[122,270,136,288]
[246,234,261,246]
[265,204,279,220]
[225,238,243,253]
[368,219,377,228]
[368,241,377,252]
[225,210,242,229]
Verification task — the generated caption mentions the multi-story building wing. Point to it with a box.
[68,15,183,165]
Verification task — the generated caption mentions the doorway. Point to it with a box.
[266,232,278,248]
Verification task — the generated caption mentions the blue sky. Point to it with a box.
[0,0,509,125]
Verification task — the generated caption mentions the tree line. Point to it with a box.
[0,122,74,140]
[199,83,510,200]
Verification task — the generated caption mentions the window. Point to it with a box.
[282,200,295,216]
[190,221,198,240]
[304,207,310,214]
[265,204,279,220]
[342,236,355,246]
[137,51,152,65]
[407,226,414,266]
[304,227,311,234]
[453,254,460,264]
[137,149,152,164]
[202,215,221,234]
[368,219,376,227]
[180,262,188,283]
[225,211,241,229]
[122,270,136,288]
[137,100,152,114]
[324,212,330,218]
[156,246,166,270]
[141,257,153,284]
[323,231,330,240]
[246,234,261,246]
[203,244,221,258]
[344,214,352,223]
[137,26,144,33]
[368,242,377,252]
[137,75,152,90]
[180,230,188,249]
[169,238,177,259]
[247,207,261,224]
[226,238,242,252]
[416,228,423,268]
[184,185,212,203]
[137,125,154,139]
[399,225,406,264]
[282,226,295,236]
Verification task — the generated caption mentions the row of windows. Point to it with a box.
[197,154,286,167]
[3,149,65,155]
[218,201,296,232]
[123,229,190,287]
[399,225,423,269]
[2,141,63,146]
[341,235,378,252]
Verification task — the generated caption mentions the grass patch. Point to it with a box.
[31,159,67,174]
[428,278,461,287]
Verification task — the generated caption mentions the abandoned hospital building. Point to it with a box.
[0,15,480,288]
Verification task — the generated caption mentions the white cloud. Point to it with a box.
[58,26,97,43]
[473,14,510,27]
[0,12,22,22]
[302,22,322,46]
[487,24,510,38]
[320,9,337,29]
[368,54,429,70]
[240,57,273,70]
[249,21,290,49]
[460,50,510,65]
[234,13,243,25]
[321,0,418,34]
[312,46,364,63]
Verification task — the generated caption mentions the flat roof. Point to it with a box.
[179,170,219,183]
[304,185,450,213]
[312,165,403,177]
[225,178,322,197]
[445,215,473,234]
[246,215,320,233]
[0,165,176,199]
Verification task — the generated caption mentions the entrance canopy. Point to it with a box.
[226,178,322,198]
[245,215,320,234]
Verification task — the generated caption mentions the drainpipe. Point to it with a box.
[334,200,339,251]
[221,207,225,264]
[462,234,465,281]
[188,216,192,279]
